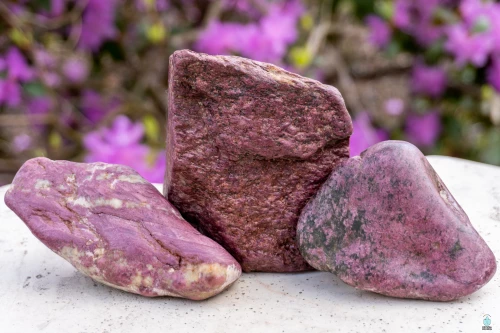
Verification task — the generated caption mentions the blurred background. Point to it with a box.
[1,0,499,185]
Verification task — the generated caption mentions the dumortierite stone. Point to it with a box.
[5,158,241,300]
[165,50,352,272]
[297,141,496,301]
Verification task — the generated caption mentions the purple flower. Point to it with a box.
[12,134,32,152]
[83,116,166,183]
[63,57,89,83]
[445,24,493,66]
[222,0,267,18]
[196,0,304,63]
[81,90,120,124]
[393,0,443,46]
[51,0,65,16]
[27,96,53,115]
[34,49,56,68]
[384,98,405,115]
[78,0,119,51]
[251,2,303,62]
[0,79,21,107]
[0,57,5,71]
[405,111,442,147]
[460,0,498,28]
[40,72,61,88]
[135,0,169,11]
[350,112,389,157]
[487,56,500,92]
[104,115,145,147]
[366,15,391,48]
[411,63,447,97]
[5,47,34,82]
[195,22,247,55]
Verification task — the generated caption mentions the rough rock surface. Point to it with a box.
[165,50,352,272]
[297,141,496,301]
[5,157,241,300]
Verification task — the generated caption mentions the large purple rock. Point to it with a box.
[5,158,241,300]
[297,141,496,301]
[165,50,352,272]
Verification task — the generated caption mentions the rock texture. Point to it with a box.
[5,158,241,300]
[297,141,496,301]
[165,50,352,272]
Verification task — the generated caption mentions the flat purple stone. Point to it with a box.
[165,50,352,272]
[297,141,496,301]
[5,157,241,300]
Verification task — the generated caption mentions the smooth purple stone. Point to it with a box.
[165,50,352,272]
[5,157,241,300]
[297,141,496,301]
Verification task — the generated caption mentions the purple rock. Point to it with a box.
[5,158,241,300]
[165,50,352,272]
[297,141,496,301]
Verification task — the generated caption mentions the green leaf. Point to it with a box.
[289,46,313,69]
[143,115,160,143]
[300,14,314,31]
[375,0,394,20]
[482,85,494,101]
[480,130,500,165]
[49,131,62,149]
[460,66,476,84]
[146,22,167,44]
[385,40,401,58]
[38,0,51,11]
[472,16,490,34]
[9,28,32,48]
[424,39,444,64]
[23,82,46,97]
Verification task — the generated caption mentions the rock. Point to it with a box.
[297,141,496,301]
[165,50,352,272]
[5,158,241,300]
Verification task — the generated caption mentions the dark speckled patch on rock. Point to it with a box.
[164,50,352,272]
[297,140,496,301]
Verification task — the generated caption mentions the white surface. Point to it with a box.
[0,156,498,333]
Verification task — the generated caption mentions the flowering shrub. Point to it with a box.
[363,0,500,163]
[0,0,499,185]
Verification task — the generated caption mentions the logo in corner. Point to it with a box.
[483,314,492,330]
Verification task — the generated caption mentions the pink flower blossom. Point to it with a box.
[405,111,442,147]
[34,49,56,68]
[487,56,500,92]
[81,90,120,124]
[83,116,165,182]
[384,98,405,115]
[196,0,304,63]
[411,63,447,97]
[63,57,89,83]
[5,47,34,82]
[12,134,32,152]
[393,0,443,46]
[135,0,169,11]
[0,79,21,107]
[51,0,65,16]
[27,96,53,115]
[350,112,389,156]
[78,0,119,51]
[445,24,493,67]
[366,15,392,48]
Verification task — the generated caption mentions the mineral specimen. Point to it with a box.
[165,50,352,272]
[297,141,496,301]
[5,157,241,300]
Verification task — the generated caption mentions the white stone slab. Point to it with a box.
[0,156,498,333]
